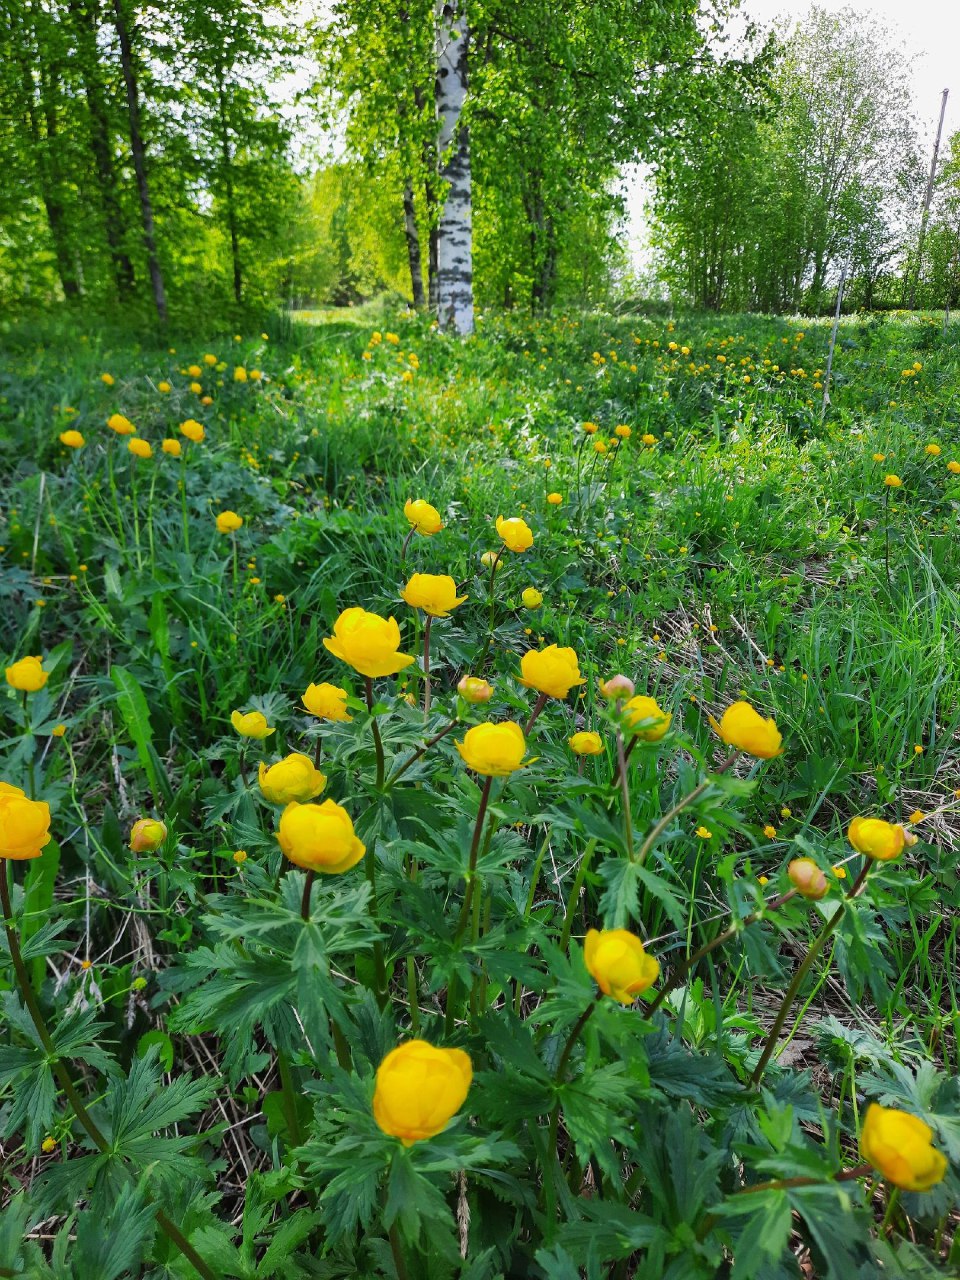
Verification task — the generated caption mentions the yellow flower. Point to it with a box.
[234,367,248,382]
[521,587,543,609]
[187,365,202,378]
[623,695,671,741]
[763,824,777,838]
[59,429,85,448]
[128,438,152,459]
[180,419,205,443]
[277,798,365,873]
[233,849,247,863]
[480,550,505,570]
[457,675,493,704]
[860,1104,947,1191]
[712,701,782,759]
[129,818,167,852]
[788,857,828,899]
[496,515,534,552]
[925,443,941,456]
[100,373,115,386]
[873,452,886,462]
[51,724,66,737]
[230,709,275,739]
[695,825,712,839]
[599,674,635,700]
[593,439,608,454]
[0,782,52,860]
[5,655,49,692]
[569,730,603,755]
[258,753,327,804]
[190,381,203,394]
[614,424,631,439]
[323,607,415,679]
[908,809,925,824]
[203,353,217,366]
[547,492,563,505]
[107,413,135,435]
[518,645,585,699]
[884,474,902,488]
[157,381,171,394]
[847,816,905,862]
[302,682,352,721]
[642,433,657,445]
[216,511,243,533]
[41,1136,57,1153]
[947,460,960,474]
[404,498,443,535]
[250,369,262,381]
[400,573,467,617]
[832,864,847,879]
[161,438,182,457]
[584,928,659,1003]
[373,1040,472,1145]
[456,722,527,776]
[757,874,769,886]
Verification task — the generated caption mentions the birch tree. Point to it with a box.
[435,0,473,333]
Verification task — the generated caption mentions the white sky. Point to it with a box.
[626,0,959,264]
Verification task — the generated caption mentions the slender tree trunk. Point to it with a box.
[402,180,426,306]
[111,0,167,322]
[434,0,472,334]
[68,0,135,299]
[215,69,242,305]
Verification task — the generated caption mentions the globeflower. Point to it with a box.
[496,515,533,552]
[129,818,167,852]
[457,675,493,704]
[456,722,527,776]
[216,511,243,533]
[847,816,906,862]
[373,1040,472,1145]
[230,709,275,739]
[161,439,182,457]
[623,695,671,741]
[521,587,543,609]
[925,443,941,456]
[0,783,52,860]
[302,682,352,721]
[584,928,660,1003]
[547,492,563,505]
[128,438,152,459]
[404,499,443,535]
[258,753,326,804]
[518,645,585,699]
[234,367,248,383]
[323,608,415,679]
[599,674,635,701]
[107,413,135,435]
[569,731,603,755]
[884,474,902,488]
[277,798,365,873]
[860,1104,947,1191]
[101,373,114,386]
[180,419,205,443]
[59,430,85,449]
[5,655,49,692]
[788,857,829,899]
[711,701,782,759]
[400,573,467,617]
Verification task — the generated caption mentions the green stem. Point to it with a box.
[523,691,549,737]
[300,869,316,921]
[387,719,459,787]
[365,678,385,790]
[452,775,495,943]
[276,1049,304,1148]
[388,1219,410,1280]
[180,455,191,554]
[422,614,432,717]
[615,731,634,862]
[559,839,600,954]
[635,750,738,866]
[362,840,388,1006]
[750,864,870,1088]
[0,871,217,1280]
[881,1185,901,1235]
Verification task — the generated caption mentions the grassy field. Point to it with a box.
[1,307,958,1277]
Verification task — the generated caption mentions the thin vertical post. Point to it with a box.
[820,264,847,422]
[910,88,949,310]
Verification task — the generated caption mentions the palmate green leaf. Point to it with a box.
[0,916,71,963]
[71,1180,158,1280]
[0,1052,57,1149]
[787,1183,877,1276]
[597,856,686,930]
[834,902,893,1005]
[110,663,171,803]
[383,1148,456,1247]
[554,1200,667,1268]
[533,1244,583,1280]
[631,1104,724,1226]
[708,1189,793,1280]
[644,1027,744,1106]
[558,1064,636,1176]
[105,1048,215,1146]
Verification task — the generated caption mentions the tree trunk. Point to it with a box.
[215,68,242,305]
[68,0,135,299]
[402,180,426,307]
[111,0,167,323]
[434,0,473,335]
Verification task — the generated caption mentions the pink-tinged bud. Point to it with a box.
[599,674,635,700]
[129,818,168,852]
[458,675,494,704]
[788,857,829,900]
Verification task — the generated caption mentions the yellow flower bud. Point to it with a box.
[455,722,527,776]
[404,498,443,535]
[521,588,543,609]
[400,573,467,617]
[216,511,243,533]
[180,419,205,443]
[457,675,493,704]
[0,782,52,860]
[847,816,905,862]
[547,492,563,505]
[100,372,114,386]
[233,367,248,382]
[518,645,585,700]
[884,474,902,488]
[568,730,603,755]
[496,515,534,552]
[480,550,505,570]
[599,674,635,700]
[59,430,85,448]
[787,857,828,899]
[107,413,135,435]
[302,682,352,722]
[860,1103,947,1191]
[623,695,671,741]
[161,438,182,457]
[258,753,326,804]
[584,928,659,1003]
[277,798,365,873]
[322,607,415,678]
[230,709,275,739]
[5,656,49,692]
[712,701,782,759]
[128,438,152,459]
[129,818,167,852]
[373,1040,472,1145]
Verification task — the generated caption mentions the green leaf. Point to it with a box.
[110,664,171,802]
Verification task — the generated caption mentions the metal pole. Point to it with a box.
[910,88,949,310]
[820,263,847,422]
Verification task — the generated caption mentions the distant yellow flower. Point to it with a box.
[400,573,467,617]
[695,825,712,839]
[258,753,326,804]
[582,421,598,434]
[925,443,941,456]
[948,461,960,474]
[642,433,657,445]
[518,645,584,699]
[277,798,365,873]
[884,474,902,488]
[456,722,527,776]
[373,1041,472,1145]
[233,367,248,383]
[203,353,217,366]
[832,864,847,879]
[230,709,274,739]
[41,1136,57,1153]
[908,809,925,824]
[593,439,608,454]
[711,701,782,759]
[788,857,828,899]
[180,419,205,443]
[59,429,85,448]
[763,824,777,838]
[302,682,352,721]
[614,424,631,439]
[623,695,671,741]
[157,381,171,394]
[547,492,563,505]
[584,928,659,1003]
[100,373,115,386]
[5,655,49,692]
[860,1103,947,1191]
[521,587,543,609]
[51,723,66,737]
[107,413,135,435]
[187,365,202,378]
[233,849,247,863]
[128,438,152,459]
[569,730,603,755]
[323,607,414,678]
[757,875,769,886]
[496,515,534,552]
[404,498,443,535]
[216,511,243,533]
[847,816,905,862]
[161,438,182,457]
[189,381,203,394]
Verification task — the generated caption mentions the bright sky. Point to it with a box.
[626,0,959,266]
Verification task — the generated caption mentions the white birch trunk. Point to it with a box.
[435,0,473,335]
